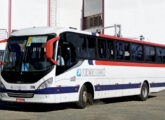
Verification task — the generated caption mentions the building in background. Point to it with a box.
[48,0,82,29]
[3,0,165,43]
[0,29,8,40]
[82,0,104,33]
[82,0,165,43]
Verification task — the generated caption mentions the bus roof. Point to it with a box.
[11,27,91,37]
[10,26,165,48]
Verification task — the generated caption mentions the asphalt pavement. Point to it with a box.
[0,90,165,120]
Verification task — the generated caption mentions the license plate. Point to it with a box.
[16,98,25,103]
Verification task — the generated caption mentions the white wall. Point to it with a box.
[0,29,8,40]
[0,0,8,30]
[104,0,165,44]
[55,0,82,30]
[12,0,47,29]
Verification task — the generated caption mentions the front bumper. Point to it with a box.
[0,92,79,104]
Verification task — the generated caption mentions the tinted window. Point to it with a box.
[116,41,130,60]
[131,43,143,62]
[145,46,155,62]
[107,40,114,59]
[156,47,163,63]
[162,49,165,63]
[65,33,87,59]
[98,39,107,59]
[87,36,96,59]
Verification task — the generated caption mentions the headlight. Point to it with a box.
[0,81,5,89]
[38,77,53,90]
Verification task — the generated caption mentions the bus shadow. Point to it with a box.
[0,95,157,112]
[0,101,76,112]
[95,95,157,105]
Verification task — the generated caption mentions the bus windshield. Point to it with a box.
[3,36,54,72]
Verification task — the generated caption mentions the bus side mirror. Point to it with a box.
[46,37,60,64]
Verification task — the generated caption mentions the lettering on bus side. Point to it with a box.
[76,69,105,77]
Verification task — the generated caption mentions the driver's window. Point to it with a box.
[57,46,65,66]
[57,44,75,67]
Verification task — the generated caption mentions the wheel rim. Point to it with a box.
[142,87,148,98]
[83,91,88,103]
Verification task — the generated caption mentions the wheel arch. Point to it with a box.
[82,82,95,99]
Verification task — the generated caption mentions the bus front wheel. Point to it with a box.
[76,85,88,108]
[139,82,149,101]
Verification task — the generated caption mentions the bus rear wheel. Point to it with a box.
[139,82,149,101]
[76,85,93,109]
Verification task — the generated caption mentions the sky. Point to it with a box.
[0,0,165,44]
[0,0,47,30]
[0,0,82,32]
[105,0,165,44]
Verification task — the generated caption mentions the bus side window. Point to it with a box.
[145,46,156,62]
[77,36,87,59]
[57,46,65,66]
[107,40,114,60]
[162,49,165,63]
[98,39,107,59]
[131,43,143,62]
[116,41,130,60]
[156,47,163,63]
[116,41,124,60]
[65,32,87,59]
[124,42,130,60]
[87,37,96,59]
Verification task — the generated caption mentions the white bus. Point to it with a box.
[0,27,165,108]
[0,40,7,71]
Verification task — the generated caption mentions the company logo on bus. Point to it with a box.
[77,69,105,77]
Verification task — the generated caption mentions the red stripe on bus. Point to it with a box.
[99,34,165,48]
[0,39,8,43]
[95,61,165,67]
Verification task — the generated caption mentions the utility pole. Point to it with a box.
[48,0,57,27]
[8,0,12,36]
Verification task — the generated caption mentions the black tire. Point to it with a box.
[76,85,88,109]
[139,82,149,101]
[87,92,94,105]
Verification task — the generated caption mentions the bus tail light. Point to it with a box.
[38,77,53,90]
[46,37,60,64]
[0,61,2,65]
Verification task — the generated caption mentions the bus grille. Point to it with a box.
[7,92,34,98]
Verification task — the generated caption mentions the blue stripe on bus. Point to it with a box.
[0,86,80,94]
[95,83,141,91]
[1,82,165,95]
[150,82,165,88]
[88,60,94,65]
[35,86,79,94]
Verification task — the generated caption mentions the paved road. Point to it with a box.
[0,90,165,120]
